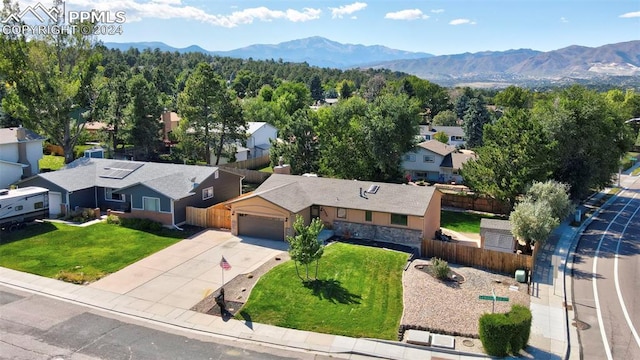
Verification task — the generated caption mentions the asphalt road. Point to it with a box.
[572,182,640,360]
[0,285,334,360]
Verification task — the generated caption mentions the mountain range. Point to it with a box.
[104,37,640,87]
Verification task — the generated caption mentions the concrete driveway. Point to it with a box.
[89,230,288,311]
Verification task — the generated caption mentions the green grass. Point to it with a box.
[237,243,407,340]
[621,152,640,171]
[258,165,273,173]
[633,167,640,176]
[39,155,66,171]
[0,222,196,282]
[440,210,498,233]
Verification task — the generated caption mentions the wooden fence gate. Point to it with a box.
[186,203,231,229]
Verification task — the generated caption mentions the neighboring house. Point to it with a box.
[212,121,278,165]
[18,158,243,227]
[480,219,515,254]
[402,140,474,184]
[84,121,110,138]
[246,122,278,159]
[161,111,181,146]
[0,127,45,189]
[228,174,441,255]
[419,125,466,148]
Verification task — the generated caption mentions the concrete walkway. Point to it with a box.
[0,229,489,360]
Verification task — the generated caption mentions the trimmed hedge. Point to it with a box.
[119,217,163,232]
[479,304,532,356]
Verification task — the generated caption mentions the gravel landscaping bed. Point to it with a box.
[192,247,530,346]
[400,258,530,339]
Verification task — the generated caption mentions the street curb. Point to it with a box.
[561,188,628,360]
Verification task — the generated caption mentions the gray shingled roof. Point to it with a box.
[417,140,456,156]
[440,152,476,169]
[0,127,45,144]
[433,126,465,138]
[34,158,222,200]
[480,218,512,231]
[239,174,438,216]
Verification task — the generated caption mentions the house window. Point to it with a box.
[403,154,416,162]
[143,197,160,212]
[202,187,214,200]
[105,188,125,202]
[34,202,44,209]
[365,211,372,222]
[311,205,320,219]
[214,170,219,179]
[390,213,408,226]
[451,136,465,141]
[423,155,435,163]
[337,208,347,219]
[15,205,23,211]
[424,135,431,140]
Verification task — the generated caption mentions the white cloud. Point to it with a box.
[449,18,475,25]
[385,9,429,20]
[59,0,321,27]
[431,9,444,14]
[619,11,640,18]
[329,2,367,19]
[560,16,569,23]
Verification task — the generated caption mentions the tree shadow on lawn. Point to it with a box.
[0,222,57,245]
[304,279,362,305]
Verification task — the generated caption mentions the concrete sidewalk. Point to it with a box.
[528,169,640,360]
[0,232,489,360]
[5,170,637,360]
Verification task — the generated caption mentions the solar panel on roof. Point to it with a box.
[107,161,143,171]
[99,161,143,179]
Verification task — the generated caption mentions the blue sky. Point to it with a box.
[14,0,640,55]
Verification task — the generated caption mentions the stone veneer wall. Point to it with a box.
[333,220,423,254]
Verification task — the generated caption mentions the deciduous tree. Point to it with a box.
[462,109,553,208]
[1,0,102,163]
[286,215,325,281]
[532,85,633,199]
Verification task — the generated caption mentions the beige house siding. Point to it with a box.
[317,205,424,232]
[423,190,442,241]
[230,196,293,236]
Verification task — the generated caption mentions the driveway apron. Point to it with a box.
[88,230,287,310]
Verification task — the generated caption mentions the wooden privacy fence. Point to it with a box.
[422,238,533,275]
[220,155,270,170]
[221,168,271,184]
[186,205,231,229]
[440,192,511,215]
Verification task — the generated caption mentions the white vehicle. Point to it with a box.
[0,187,49,231]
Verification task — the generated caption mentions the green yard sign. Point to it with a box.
[479,290,509,313]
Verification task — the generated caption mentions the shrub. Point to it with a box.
[479,304,532,356]
[431,257,450,280]
[106,214,121,225]
[120,217,163,232]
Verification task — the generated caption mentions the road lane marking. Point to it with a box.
[593,193,638,360]
[614,201,640,350]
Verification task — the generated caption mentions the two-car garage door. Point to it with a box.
[237,214,285,241]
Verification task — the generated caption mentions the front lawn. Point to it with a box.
[440,210,498,233]
[237,242,407,340]
[0,222,196,282]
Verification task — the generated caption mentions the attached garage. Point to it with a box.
[237,213,285,241]
[48,192,62,217]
